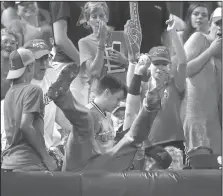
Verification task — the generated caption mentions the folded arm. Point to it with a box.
[184,32,212,78]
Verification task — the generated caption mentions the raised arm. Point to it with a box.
[167,15,187,92]
[50,2,80,65]
[125,2,142,87]
[123,54,151,131]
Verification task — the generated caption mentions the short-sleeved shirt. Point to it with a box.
[50,1,90,63]
[78,35,106,101]
[1,83,45,169]
[31,68,61,149]
[86,102,116,154]
[78,35,126,102]
[143,78,185,148]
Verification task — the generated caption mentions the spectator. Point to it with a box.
[46,44,162,172]
[23,39,73,150]
[85,75,127,154]
[179,3,210,44]
[78,2,128,104]
[7,2,52,48]
[49,1,90,104]
[1,28,19,151]
[1,48,57,171]
[1,28,18,100]
[1,1,20,28]
[123,16,187,168]
[182,7,222,164]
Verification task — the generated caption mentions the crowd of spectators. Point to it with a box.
[1,1,222,172]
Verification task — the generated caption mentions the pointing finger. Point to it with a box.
[129,2,141,30]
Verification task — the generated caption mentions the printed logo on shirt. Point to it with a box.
[43,93,52,106]
[32,42,46,49]
[154,5,162,11]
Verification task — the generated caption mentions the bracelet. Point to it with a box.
[98,45,105,51]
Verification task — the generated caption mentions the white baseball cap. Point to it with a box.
[7,48,35,80]
[211,7,222,22]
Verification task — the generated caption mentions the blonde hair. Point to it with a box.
[83,2,109,22]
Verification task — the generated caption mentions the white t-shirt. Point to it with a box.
[31,68,62,149]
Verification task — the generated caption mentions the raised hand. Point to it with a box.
[98,20,108,47]
[124,2,142,61]
[166,14,176,32]
[108,49,128,66]
[134,54,151,76]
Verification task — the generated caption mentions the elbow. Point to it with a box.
[54,33,68,48]
[20,124,30,134]
[186,69,195,78]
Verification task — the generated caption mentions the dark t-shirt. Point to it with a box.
[143,78,185,148]
[108,2,169,53]
[1,83,45,169]
[50,1,90,62]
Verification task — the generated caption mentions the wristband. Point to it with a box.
[128,74,142,95]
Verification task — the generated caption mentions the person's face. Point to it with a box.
[33,55,49,81]
[17,2,38,18]
[1,34,17,58]
[191,7,209,32]
[105,90,124,113]
[150,62,170,84]
[25,62,35,81]
[209,19,222,40]
[88,7,108,33]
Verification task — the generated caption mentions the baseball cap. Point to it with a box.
[211,7,222,23]
[145,145,172,169]
[148,46,171,65]
[6,48,35,80]
[24,39,50,59]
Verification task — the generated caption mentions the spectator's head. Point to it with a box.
[82,2,109,31]
[96,75,127,113]
[183,3,210,43]
[209,7,222,40]
[2,1,16,9]
[164,146,183,170]
[148,46,171,85]
[144,146,172,170]
[1,28,18,58]
[16,1,38,19]
[6,48,36,83]
[24,39,50,81]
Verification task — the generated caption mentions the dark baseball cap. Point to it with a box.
[24,39,50,59]
[148,46,171,65]
[145,145,172,169]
